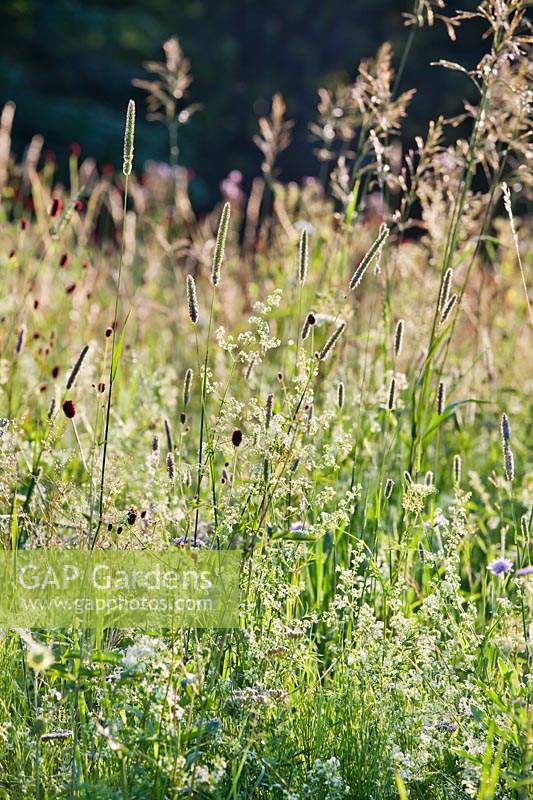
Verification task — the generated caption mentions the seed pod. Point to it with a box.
[152,435,159,453]
[186,274,199,324]
[318,322,345,361]
[211,202,230,286]
[384,478,395,499]
[66,345,89,390]
[47,398,56,420]
[298,228,309,285]
[453,454,462,484]
[404,471,413,486]
[183,368,193,406]
[265,393,274,430]
[122,99,135,176]
[394,319,404,357]
[436,381,446,414]
[387,377,396,411]
[425,470,433,487]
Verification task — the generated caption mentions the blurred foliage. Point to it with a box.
[0,0,482,207]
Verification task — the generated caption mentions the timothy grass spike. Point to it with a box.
[122,99,135,177]
[211,201,231,286]
[186,274,199,324]
[349,223,389,290]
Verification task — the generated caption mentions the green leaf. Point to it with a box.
[111,307,132,382]
[10,492,18,551]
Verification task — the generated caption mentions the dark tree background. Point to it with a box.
[0,0,482,207]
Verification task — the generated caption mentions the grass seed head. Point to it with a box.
[66,344,89,390]
[211,201,231,286]
[183,368,193,406]
[437,380,446,414]
[337,381,345,409]
[440,293,458,325]
[394,319,404,357]
[453,454,462,484]
[503,445,514,482]
[122,99,135,176]
[186,274,199,324]
[318,322,345,361]
[298,228,309,284]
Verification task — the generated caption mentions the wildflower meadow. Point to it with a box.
[0,1,531,798]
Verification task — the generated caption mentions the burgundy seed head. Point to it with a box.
[231,429,243,447]
[105,327,113,338]
[51,366,60,379]
[20,218,28,230]
[62,399,76,419]
[59,253,68,267]
[127,509,137,525]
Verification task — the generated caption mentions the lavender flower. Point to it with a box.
[516,565,533,576]
[487,557,512,577]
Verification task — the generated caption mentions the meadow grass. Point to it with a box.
[0,1,531,798]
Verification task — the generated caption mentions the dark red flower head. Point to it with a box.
[62,399,76,419]
[59,253,68,267]
[231,429,243,447]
